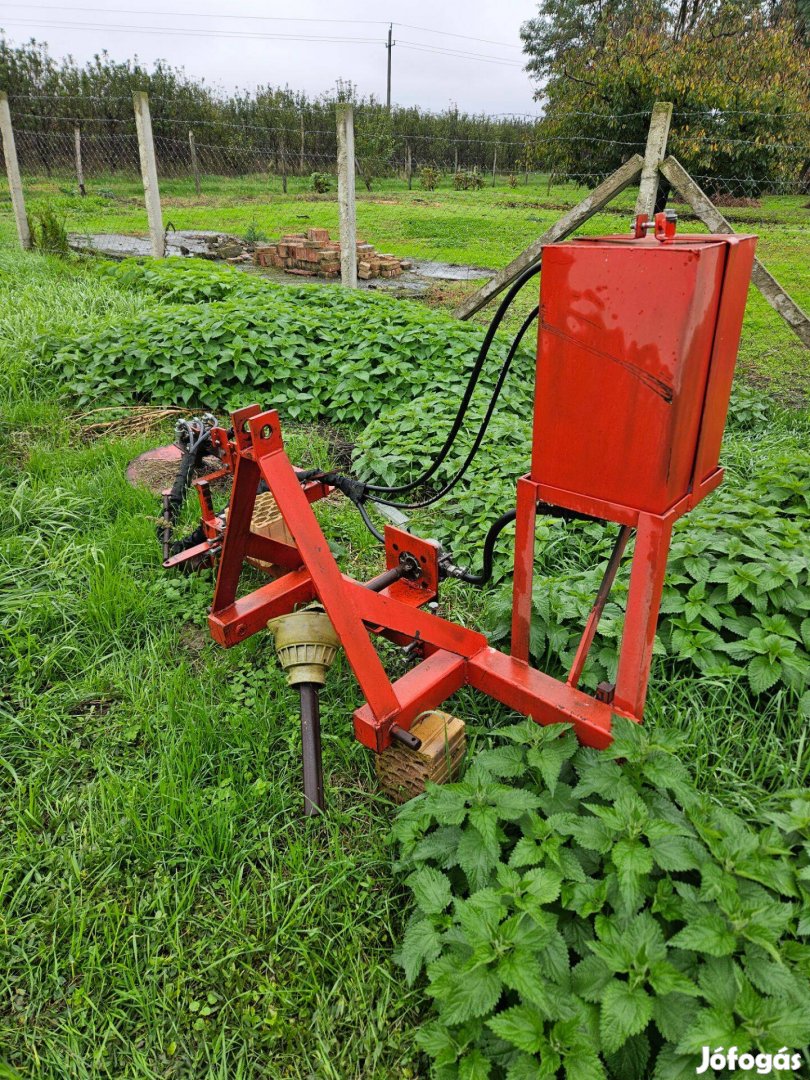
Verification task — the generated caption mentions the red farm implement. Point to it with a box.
[156,215,756,814]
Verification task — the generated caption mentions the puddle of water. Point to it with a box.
[67,233,495,293]
[68,230,245,259]
[413,260,493,281]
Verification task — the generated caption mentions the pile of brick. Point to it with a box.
[255,228,413,280]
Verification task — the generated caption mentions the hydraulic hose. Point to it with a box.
[158,422,215,557]
[364,261,541,496]
[368,305,538,511]
[446,503,607,588]
[449,508,517,586]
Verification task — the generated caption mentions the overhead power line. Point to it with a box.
[0,19,381,44]
[1,18,526,68]
[394,23,521,49]
[5,5,524,49]
[397,42,523,67]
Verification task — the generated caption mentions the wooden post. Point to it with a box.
[299,113,305,174]
[454,153,645,320]
[280,138,287,194]
[406,143,412,190]
[454,146,458,174]
[492,149,497,187]
[74,125,86,196]
[188,129,201,196]
[635,101,673,218]
[659,155,810,349]
[0,92,31,250]
[336,103,357,288]
[132,91,164,258]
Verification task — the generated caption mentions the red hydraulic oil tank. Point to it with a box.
[531,229,757,516]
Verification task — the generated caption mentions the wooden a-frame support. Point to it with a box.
[453,102,809,351]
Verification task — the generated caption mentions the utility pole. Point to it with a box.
[385,24,394,109]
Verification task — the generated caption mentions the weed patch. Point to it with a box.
[42,259,534,425]
[393,718,810,1078]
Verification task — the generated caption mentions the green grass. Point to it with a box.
[6,170,806,402]
[0,205,808,1076]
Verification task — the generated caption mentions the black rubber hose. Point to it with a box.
[368,305,539,512]
[450,503,607,588]
[451,509,517,586]
[157,423,215,551]
[364,261,541,496]
[356,498,385,544]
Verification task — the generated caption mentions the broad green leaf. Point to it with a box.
[562,1048,607,1080]
[612,839,654,877]
[436,964,503,1025]
[652,1044,701,1080]
[651,992,701,1043]
[487,1003,547,1053]
[604,1031,650,1080]
[408,867,453,915]
[522,867,563,905]
[415,1020,460,1065]
[456,828,501,891]
[458,1049,492,1080]
[396,917,442,984]
[667,914,736,957]
[498,949,555,1012]
[599,981,653,1053]
[571,955,614,1003]
[647,960,700,997]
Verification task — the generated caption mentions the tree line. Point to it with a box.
[520,0,810,193]
[2,28,808,192]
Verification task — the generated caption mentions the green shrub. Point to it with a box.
[420,166,441,191]
[484,448,810,700]
[393,718,810,1078]
[453,170,484,191]
[242,222,269,244]
[29,205,70,256]
[103,257,257,304]
[310,171,332,193]
[43,263,530,429]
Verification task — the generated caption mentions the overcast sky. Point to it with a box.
[2,1,542,115]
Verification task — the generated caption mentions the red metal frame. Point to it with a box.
[175,228,756,757]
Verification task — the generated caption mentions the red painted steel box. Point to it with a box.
[531,233,757,515]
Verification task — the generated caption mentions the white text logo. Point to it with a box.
[696,1047,803,1075]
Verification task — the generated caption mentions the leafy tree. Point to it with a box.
[520,1,810,193]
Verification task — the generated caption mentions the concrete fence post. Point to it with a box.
[74,125,86,196]
[0,92,31,250]
[188,129,201,195]
[335,103,357,289]
[132,90,165,257]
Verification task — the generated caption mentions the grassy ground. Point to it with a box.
[0,181,808,1076]
[9,170,808,404]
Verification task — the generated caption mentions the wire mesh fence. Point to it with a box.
[6,93,809,199]
[2,92,808,307]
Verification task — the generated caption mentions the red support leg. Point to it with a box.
[612,512,673,719]
[248,412,401,723]
[211,452,261,612]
